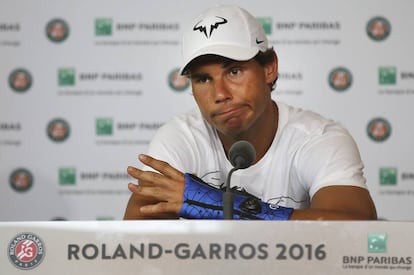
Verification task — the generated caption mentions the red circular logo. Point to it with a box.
[8,233,45,270]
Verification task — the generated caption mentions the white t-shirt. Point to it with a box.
[144,101,367,209]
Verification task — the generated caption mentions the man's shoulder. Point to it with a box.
[153,107,213,142]
[279,102,343,134]
[163,107,207,130]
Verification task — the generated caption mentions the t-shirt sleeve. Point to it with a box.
[295,125,367,199]
[142,117,198,173]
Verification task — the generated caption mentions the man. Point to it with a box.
[124,5,377,220]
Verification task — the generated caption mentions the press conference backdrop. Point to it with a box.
[1,0,413,221]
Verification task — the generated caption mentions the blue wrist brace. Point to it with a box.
[179,173,294,220]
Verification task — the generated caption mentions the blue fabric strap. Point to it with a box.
[179,173,294,220]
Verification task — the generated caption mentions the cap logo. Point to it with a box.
[193,16,228,38]
[256,38,264,44]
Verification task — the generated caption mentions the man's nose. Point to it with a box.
[213,78,232,103]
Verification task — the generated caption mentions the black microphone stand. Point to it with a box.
[223,140,256,220]
[223,167,238,220]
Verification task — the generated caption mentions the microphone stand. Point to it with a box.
[223,167,238,220]
[223,140,256,220]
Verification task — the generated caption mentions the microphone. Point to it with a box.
[229,140,256,169]
[223,140,256,220]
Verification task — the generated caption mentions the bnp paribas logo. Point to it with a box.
[368,233,387,253]
[257,17,272,35]
[379,67,397,85]
[59,167,76,185]
[379,167,397,185]
[9,168,33,193]
[95,18,112,36]
[367,117,391,142]
[9,68,33,93]
[58,68,76,86]
[168,68,190,92]
[96,118,113,136]
[46,18,70,43]
[47,118,70,142]
[328,67,352,92]
[366,16,391,42]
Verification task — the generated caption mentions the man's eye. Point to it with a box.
[195,77,209,83]
[229,68,242,76]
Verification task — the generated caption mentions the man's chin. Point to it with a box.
[216,126,247,139]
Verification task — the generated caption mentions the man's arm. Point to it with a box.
[124,155,377,220]
[290,185,377,220]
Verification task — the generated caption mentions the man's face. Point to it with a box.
[189,58,277,138]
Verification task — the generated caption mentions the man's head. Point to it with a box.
[180,5,279,140]
[180,5,272,76]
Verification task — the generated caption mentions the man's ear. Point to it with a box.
[264,52,278,84]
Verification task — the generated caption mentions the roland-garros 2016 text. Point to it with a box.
[68,242,327,261]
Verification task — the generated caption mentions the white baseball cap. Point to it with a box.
[180,5,269,75]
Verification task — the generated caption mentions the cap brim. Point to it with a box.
[179,45,260,75]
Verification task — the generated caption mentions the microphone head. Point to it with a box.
[228,140,256,169]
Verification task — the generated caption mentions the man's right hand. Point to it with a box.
[123,154,185,220]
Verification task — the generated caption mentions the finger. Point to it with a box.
[127,166,169,186]
[127,166,148,179]
[138,154,184,180]
[140,201,182,215]
[135,184,165,200]
[136,183,183,203]
[127,166,139,179]
[127,182,138,193]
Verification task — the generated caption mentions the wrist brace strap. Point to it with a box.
[179,173,293,220]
